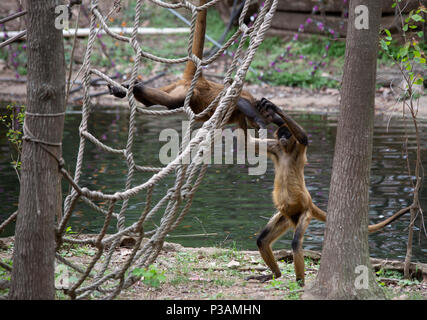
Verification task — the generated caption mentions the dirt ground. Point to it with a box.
[0,236,426,300]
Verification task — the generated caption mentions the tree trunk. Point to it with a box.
[9,0,66,300]
[304,0,385,299]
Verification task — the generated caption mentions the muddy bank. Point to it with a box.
[2,71,426,119]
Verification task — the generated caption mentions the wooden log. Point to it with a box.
[270,12,396,35]
[274,249,427,280]
[276,0,424,13]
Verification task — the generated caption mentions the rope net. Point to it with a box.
[57,0,278,299]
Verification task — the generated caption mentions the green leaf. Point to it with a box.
[414,78,424,85]
[132,268,145,277]
[384,29,392,40]
[411,14,423,22]
[399,46,409,58]
[380,39,389,51]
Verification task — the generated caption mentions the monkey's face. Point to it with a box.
[275,125,292,145]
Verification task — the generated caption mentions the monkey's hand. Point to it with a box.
[245,274,275,282]
[256,98,278,123]
[108,82,128,99]
[108,80,143,99]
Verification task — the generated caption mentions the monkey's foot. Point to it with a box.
[108,80,142,99]
[108,83,127,99]
[245,274,276,282]
[296,278,305,287]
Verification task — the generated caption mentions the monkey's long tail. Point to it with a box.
[182,0,207,81]
[311,204,326,222]
[310,203,412,233]
[367,206,412,233]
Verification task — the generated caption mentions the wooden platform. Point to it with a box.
[277,0,422,14]
[216,0,427,38]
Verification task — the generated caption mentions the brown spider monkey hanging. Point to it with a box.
[108,0,285,130]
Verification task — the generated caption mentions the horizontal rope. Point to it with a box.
[53,0,279,300]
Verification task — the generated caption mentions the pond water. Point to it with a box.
[0,105,426,263]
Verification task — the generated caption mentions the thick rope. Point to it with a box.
[53,0,278,299]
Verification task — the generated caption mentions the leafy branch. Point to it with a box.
[380,1,426,279]
[0,103,26,181]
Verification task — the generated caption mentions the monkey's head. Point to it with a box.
[275,125,292,145]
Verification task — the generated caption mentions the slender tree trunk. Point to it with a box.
[9,0,65,300]
[304,0,385,299]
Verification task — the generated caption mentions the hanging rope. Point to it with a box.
[51,0,279,299]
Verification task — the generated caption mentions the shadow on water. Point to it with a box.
[0,103,426,262]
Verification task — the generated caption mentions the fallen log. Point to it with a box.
[274,249,427,281]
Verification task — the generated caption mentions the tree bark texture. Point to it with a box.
[305,0,385,299]
[9,0,65,300]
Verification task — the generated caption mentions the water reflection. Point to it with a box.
[0,105,425,262]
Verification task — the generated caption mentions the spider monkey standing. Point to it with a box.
[246,98,412,285]
[108,0,285,130]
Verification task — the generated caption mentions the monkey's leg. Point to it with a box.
[109,81,185,109]
[237,98,269,129]
[132,82,186,109]
[291,210,311,286]
[246,212,291,282]
[270,113,285,127]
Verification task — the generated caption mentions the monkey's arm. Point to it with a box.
[278,111,308,146]
[109,81,186,109]
[133,82,186,109]
[258,98,308,146]
[236,98,270,129]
